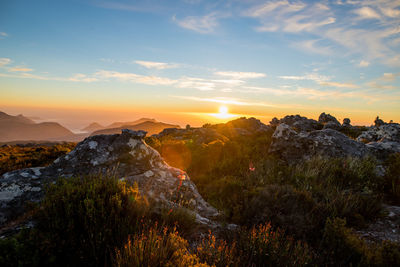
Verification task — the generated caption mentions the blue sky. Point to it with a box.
[0,0,399,129]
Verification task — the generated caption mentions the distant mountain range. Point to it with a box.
[0,111,180,143]
[0,112,74,142]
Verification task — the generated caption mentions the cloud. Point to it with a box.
[135,60,179,69]
[279,73,330,82]
[243,0,400,65]
[246,2,335,33]
[367,81,396,90]
[353,7,381,20]
[9,67,33,72]
[358,60,370,67]
[95,70,177,85]
[177,77,215,91]
[173,13,219,34]
[215,71,266,79]
[173,95,277,107]
[0,32,7,39]
[0,58,11,66]
[295,39,333,55]
[319,81,359,88]
[69,73,98,83]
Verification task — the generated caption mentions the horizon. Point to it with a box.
[1,0,400,130]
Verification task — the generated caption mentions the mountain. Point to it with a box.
[81,122,104,133]
[106,118,157,129]
[0,111,35,124]
[91,121,180,136]
[0,111,75,142]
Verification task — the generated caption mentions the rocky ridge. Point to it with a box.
[269,113,400,163]
[0,129,219,234]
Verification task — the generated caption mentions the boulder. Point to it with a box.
[374,116,385,127]
[356,122,400,159]
[0,130,219,232]
[269,124,370,162]
[343,118,351,127]
[357,123,400,143]
[277,115,322,132]
[319,112,340,125]
[323,121,342,131]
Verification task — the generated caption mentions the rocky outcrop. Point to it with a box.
[271,115,322,132]
[319,112,340,125]
[0,129,219,232]
[357,120,400,159]
[269,114,400,162]
[269,123,370,162]
[357,205,400,244]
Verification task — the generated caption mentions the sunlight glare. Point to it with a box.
[209,106,237,119]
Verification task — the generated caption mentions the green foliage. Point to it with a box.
[322,217,400,266]
[339,126,368,139]
[35,175,148,266]
[0,174,202,266]
[115,226,208,267]
[0,143,75,175]
[384,153,400,204]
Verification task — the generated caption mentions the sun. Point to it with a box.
[219,106,228,115]
[209,106,236,119]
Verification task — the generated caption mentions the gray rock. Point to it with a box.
[357,123,400,143]
[269,124,370,162]
[0,130,219,232]
[357,205,400,244]
[319,112,340,125]
[374,116,385,127]
[323,121,342,131]
[277,115,322,132]
[343,118,351,126]
[356,122,400,159]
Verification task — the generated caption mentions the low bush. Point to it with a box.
[0,143,75,175]
[115,226,208,267]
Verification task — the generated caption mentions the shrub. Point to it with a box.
[322,217,400,266]
[115,226,208,267]
[237,223,313,267]
[196,230,237,267]
[384,153,400,204]
[0,143,75,175]
[31,175,149,266]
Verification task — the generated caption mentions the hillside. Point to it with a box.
[0,114,399,266]
[106,118,157,129]
[80,122,104,133]
[0,111,75,142]
[91,120,180,136]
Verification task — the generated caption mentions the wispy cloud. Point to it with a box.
[0,32,7,39]
[135,60,179,69]
[0,58,11,66]
[279,73,330,82]
[353,7,381,20]
[177,77,215,91]
[358,60,370,67]
[173,13,220,34]
[215,71,266,79]
[244,0,400,65]
[69,73,98,83]
[319,81,359,88]
[173,95,276,107]
[295,39,333,55]
[94,70,177,85]
[9,67,33,72]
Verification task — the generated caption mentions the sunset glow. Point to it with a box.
[0,0,399,128]
[209,106,237,120]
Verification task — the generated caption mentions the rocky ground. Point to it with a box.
[1,113,399,244]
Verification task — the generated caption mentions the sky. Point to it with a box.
[0,0,399,130]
